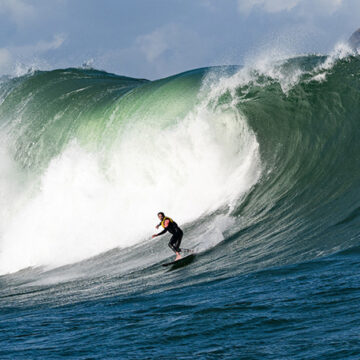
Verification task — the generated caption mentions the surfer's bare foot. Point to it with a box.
[175,252,182,261]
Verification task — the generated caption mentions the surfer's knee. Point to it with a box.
[168,241,176,253]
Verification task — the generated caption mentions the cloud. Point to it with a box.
[0,34,66,76]
[238,0,299,13]
[135,23,205,67]
[136,27,170,62]
[0,48,13,75]
[97,23,209,80]
[237,0,344,15]
[15,34,67,55]
[0,0,36,26]
[199,0,218,12]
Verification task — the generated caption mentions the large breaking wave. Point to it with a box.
[1,45,360,276]
[0,66,261,273]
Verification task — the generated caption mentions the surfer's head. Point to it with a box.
[157,212,165,220]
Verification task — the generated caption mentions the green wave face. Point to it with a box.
[1,54,360,274]
[1,69,214,171]
[230,55,360,267]
[0,66,261,273]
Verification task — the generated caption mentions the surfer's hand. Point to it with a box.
[152,234,157,238]
[155,225,160,229]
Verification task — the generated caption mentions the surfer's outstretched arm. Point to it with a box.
[152,229,167,238]
[153,218,170,238]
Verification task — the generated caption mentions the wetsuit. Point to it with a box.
[158,217,183,253]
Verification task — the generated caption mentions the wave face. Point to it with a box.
[1,53,360,277]
[234,54,360,267]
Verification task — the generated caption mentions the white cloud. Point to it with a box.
[0,34,66,76]
[135,23,205,67]
[16,34,67,55]
[237,0,343,15]
[0,0,35,26]
[238,0,298,13]
[0,48,13,75]
[199,0,218,12]
[136,27,170,62]
[97,24,209,80]
[312,0,343,14]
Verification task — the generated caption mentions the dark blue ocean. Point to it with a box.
[2,247,360,359]
[1,53,360,359]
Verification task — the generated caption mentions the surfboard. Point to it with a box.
[162,253,195,268]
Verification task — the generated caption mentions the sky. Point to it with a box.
[0,0,359,80]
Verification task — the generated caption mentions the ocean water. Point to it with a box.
[1,46,360,359]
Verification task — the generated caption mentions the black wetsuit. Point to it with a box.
[158,217,183,253]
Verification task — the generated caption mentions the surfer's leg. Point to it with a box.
[169,233,183,260]
[174,230,183,253]
[168,241,181,261]
[174,231,183,260]
[168,238,177,253]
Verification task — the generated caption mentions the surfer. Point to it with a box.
[152,212,183,261]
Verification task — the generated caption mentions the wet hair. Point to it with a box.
[157,212,165,217]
